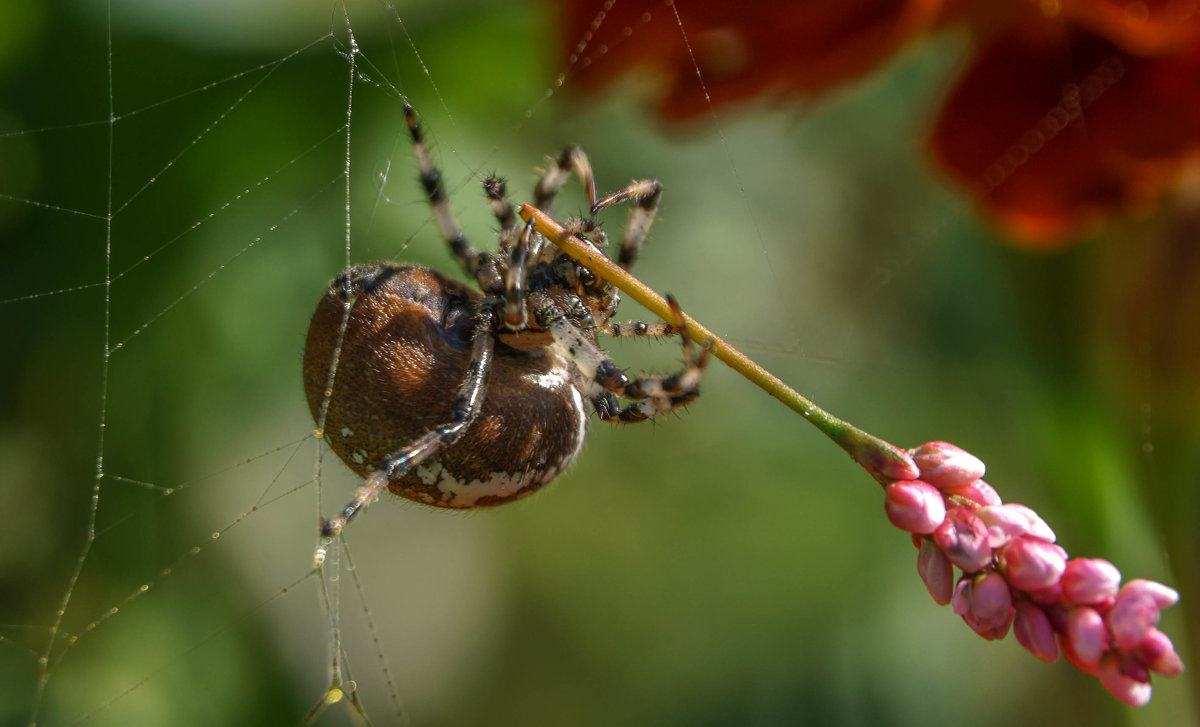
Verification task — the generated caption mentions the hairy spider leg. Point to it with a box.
[319,305,497,540]
[536,293,708,423]
[586,177,669,335]
[502,219,537,330]
[533,144,598,218]
[593,178,663,271]
[404,104,503,294]
[482,175,518,233]
[600,319,678,337]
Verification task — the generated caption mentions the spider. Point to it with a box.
[303,105,708,539]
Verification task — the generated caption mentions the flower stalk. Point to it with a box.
[518,204,917,482]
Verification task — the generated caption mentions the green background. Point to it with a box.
[0,1,1194,725]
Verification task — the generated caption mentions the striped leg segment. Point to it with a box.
[482,175,518,233]
[593,178,662,271]
[404,104,501,292]
[533,145,597,217]
[600,320,678,337]
[502,219,536,331]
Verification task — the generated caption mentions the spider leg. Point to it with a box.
[502,219,536,331]
[533,145,597,218]
[405,105,502,293]
[482,175,518,233]
[600,320,678,337]
[319,304,496,540]
[593,178,662,272]
[538,294,708,424]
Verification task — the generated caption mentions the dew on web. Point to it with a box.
[0,1,1191,725]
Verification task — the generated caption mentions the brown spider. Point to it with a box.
[303,105,708,539]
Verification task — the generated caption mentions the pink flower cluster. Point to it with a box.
[883,441,1184,706]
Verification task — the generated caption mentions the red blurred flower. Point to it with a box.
[556,0,1200,244]
[932,1,1200,244]
[557,0,943,120]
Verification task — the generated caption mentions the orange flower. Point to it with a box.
[556,0,943,121]
[932,1,1200,244]
[557,0,1200,244]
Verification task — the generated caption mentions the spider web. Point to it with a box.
[0,1,1188,726]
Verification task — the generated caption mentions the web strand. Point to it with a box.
[27,2,117,725]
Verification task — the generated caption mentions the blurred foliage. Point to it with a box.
[0,1,1193,726]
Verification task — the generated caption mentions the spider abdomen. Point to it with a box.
[302,264,589,508]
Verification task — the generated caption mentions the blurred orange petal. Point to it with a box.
[1058,0,1200,54]
[929,22,1200,244]
[557,0,943,121]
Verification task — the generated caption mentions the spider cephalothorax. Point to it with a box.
[303,105,707,537]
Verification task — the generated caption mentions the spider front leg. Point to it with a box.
[533,144,597,218]
[318,304,496,541]
[502,219,537,330]
[482,175,520,236]
[593,178,662,271]
[404,105,502,293]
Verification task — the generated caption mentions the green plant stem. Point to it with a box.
[518,204,915,483]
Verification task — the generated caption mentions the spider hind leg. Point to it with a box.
[318,305,497,540]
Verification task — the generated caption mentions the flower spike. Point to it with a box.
[888,440,1184,705]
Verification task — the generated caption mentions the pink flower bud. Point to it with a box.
[1136,628,1184,677]
[943,479,1002,507]
[909,441,986,489]
[1061,632,1101,676]
[932,506,992,572]
[977,503,1055,547]
[952,572,1014,640]
[917,538,954,605]
[1006,504,1057,542]
[998,537,1067,591]
[1066,606,1108,667]
[1099,652,1153,707]
[1109,588,1166,651]
[1014,601,1059,662]
[1120,579,1180,610]
[877,457,921,482]
[850,439,920,481]
[862,442,920,482]
[884,480,946,534]
[1027,581,1064,607]
[1117,650,1151,683]
[1061,558,1121,605]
